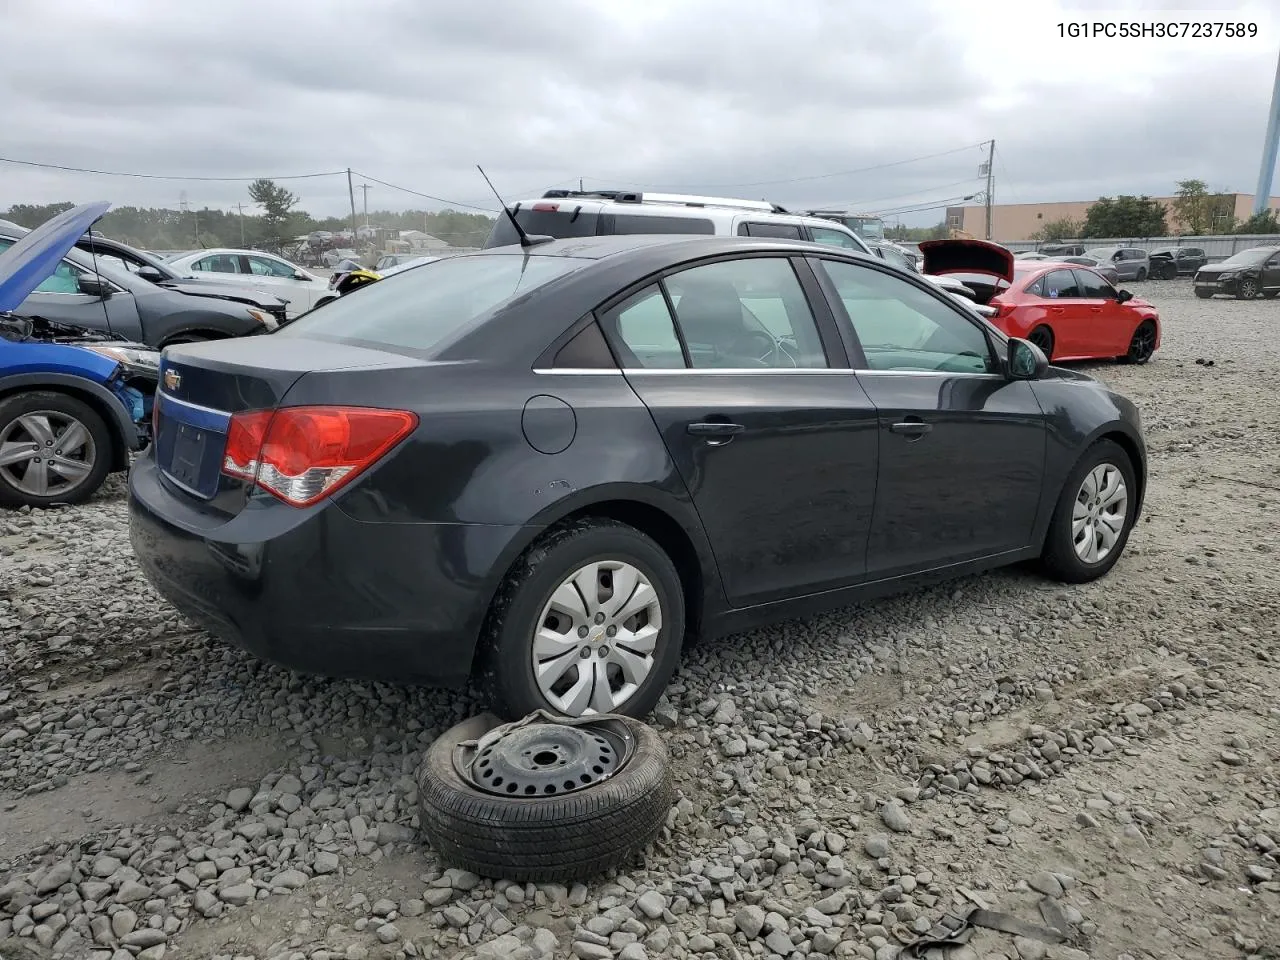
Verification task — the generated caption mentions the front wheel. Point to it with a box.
[1237,278,1259,300]
[0,391,114,508]
[480,519,685,721]
[1121,320,1157,364]
[1039,439,1137,584]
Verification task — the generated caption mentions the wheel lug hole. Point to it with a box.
[598,644,610,657]
[606,625,617,637]
[577,626,589,638]
[579,648,591,659]
[594,613,605,625]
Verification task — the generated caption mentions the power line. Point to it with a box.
[993,146,1019,205]
[871,194,980,218]
[577,142,990,192]
[818,177,985,211]
[351,171,499,213]
[0,156,346,182]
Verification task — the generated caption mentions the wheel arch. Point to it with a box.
[0,374,138,471]
[466,486,722,681]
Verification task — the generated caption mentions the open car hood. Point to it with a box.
[919,239,1014,283]
[0,201,111,312]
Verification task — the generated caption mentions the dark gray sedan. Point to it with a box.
[129,234,1147,720]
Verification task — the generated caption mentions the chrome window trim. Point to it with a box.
[534,367,1007,379]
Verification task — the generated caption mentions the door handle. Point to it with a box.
[687,421,744,437]
[1090,307,1102,313]
[889,420,933,438]
[1049,306,1065,313]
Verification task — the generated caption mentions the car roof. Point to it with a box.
[469,233,875,262]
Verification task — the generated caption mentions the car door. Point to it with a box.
[810,256,1046,578]
[246,255,319,314]
[1039,268,1089,356]
[596,254,881,607]
[1072,269,1128,355]
[1261,251,1280,292]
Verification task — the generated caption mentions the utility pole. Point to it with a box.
[346,168,358,239]
[1253,48,1280,216]
[236,202,245,246]
[983,139,995,240]
[359,183,371,227]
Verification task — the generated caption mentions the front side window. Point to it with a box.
[248,256,298,278]
[1042,269,1081,299]
[1074,269,1116,300]
[195,254,241,274]
[665,258,828,369]
[817,259,994,374]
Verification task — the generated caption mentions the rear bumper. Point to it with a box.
[128,455,530,688]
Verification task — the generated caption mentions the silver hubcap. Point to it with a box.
[0,411,96,498]
[532,560,663,716]
[1071,463,1128,564]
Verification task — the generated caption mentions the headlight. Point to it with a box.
[83,344,161,373]
[247,308,279,332]
[1218,272,1234,280]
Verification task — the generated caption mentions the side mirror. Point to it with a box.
[77,275,113,299]
[1112,252,1123,261]
[136,265,164,282]
[292,271,310,281]
[1007,337,1048,380]
[1116,289,1134,303]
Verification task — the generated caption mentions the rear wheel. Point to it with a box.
[480,518,685,721]
[0,391,114,508]
[1121,321,1156,364]
[1028,325,1055,360]
[1136,268,1147,281]
[1164,262,1179,280]
[1237,278,1259,300]
[1039,439,1137,584]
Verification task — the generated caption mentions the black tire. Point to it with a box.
[417,714,673,882]
[1121,320,1157,365]
[1136,268,1147,281]
[0,391,114,508]
[1038,439,1137,584]
[1165,263,1179,280]
[1237,278,1259,300]
[162,333,209,346]
[480,518,685,721]
[1195,288,1214,299]
[1028,325,1055,360]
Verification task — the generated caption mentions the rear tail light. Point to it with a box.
[221,406,418,507]
[987,298,1013,319]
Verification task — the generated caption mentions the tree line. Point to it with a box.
[2,178,497,252]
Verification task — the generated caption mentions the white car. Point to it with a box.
[165,248,335,319]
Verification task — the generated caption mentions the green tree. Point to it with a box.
[248,179,299,241]
[1081,195,1167,238]
[1032,217,1081,242]
[1171,179,1236,234]
[1236,209,1280,234]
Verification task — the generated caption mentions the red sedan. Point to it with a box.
[920,240,1161,364]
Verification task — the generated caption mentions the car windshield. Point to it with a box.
[1084,249,1114,260]
[276,253,587,354]
[1218,248,1276,267]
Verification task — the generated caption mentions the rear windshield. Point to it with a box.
[1219,248,1277,266]
[276,254,586,353]
[486,207,600,248]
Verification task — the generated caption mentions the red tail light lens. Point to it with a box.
[221,406,418,507]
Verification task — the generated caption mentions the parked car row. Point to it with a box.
[1017,244,1217,282]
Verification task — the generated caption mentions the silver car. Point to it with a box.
[1086,247,1150,282]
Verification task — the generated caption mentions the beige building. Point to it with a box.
[944,193,1280,242]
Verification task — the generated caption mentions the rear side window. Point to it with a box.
[278,254,586,354]
[602,285,686,369]
[737,221,804,240]
[485,207,600,248]
[809,226,861,249]
[1043,269,1080,298]
[598,214,715,235]
[195,254,241,273]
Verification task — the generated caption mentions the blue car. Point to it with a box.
[0,202,159,507]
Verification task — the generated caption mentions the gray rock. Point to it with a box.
[219,884,255,906]
[864,833,892,858]
[273,870,309,889]
[122,929,167,948]
[1027,871,1064,898]
[475,935,525,960]
[224,787,253,812]
[91,856,123,879]
[572,943,614,960]
[634,891,666,920]
[313,852,340,874]
[736,904,766,939]
[115,880,151,904]
[35,860,74,894]
[618,945,648,960]
[880,803,912,834]
[111,909,138,938]
[376,923,400,944]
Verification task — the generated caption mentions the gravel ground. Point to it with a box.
[1,278,1277,960]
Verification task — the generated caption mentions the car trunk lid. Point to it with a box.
[154,335,426,513]
[919,238,1015,283]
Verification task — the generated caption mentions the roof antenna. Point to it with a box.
[476,165,554,248]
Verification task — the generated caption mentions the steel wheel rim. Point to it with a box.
[0,411,96,497]
[1241,279,1258,298]
[1071,463,1128,564]
[1130,325,1155,361]
[531,560,663,716]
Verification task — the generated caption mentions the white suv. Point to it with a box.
[483,190,874,253]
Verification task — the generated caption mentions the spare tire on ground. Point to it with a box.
[417,710,673,883]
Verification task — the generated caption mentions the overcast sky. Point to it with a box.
[1,0,1278,226]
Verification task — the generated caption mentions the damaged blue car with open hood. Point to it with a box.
[0,201,159,507]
